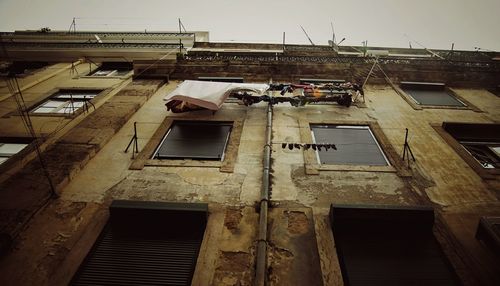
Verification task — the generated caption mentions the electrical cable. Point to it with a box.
[1,34,58,198]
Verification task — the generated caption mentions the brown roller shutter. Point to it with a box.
[311,125,388,166]
[400,82,464,106]
[155,121,232,160]
[71,200,208,286]
[330,204,460,286]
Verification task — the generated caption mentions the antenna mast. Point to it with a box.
[68,17,76,33]
[330,22,336,45]
[178,18,187,33]
[300,25,315,46]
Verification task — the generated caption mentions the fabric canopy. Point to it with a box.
[164,80,269,111]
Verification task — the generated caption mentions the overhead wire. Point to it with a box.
[1,34,57,197]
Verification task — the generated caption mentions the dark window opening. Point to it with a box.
[31,89,101,115]
[401,82,465,107]
[310,125,388,166]
[476,216,500,257]
[443,123,500,169]
[90,62,133,77]
[71,200,208,286]
[198,76,244,83]
[0,61,49,76]
[330,204,460,286]
[153,121,232,160]
[488,85,500,97]
[299,78,345,85]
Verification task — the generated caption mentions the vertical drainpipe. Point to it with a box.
[255,101,273,286]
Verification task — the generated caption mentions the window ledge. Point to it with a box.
[144,159,222,168]
[80,74,132,80]
[130,117,244,173]
[318,164,397,173]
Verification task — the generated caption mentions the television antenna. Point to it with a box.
[68,17,76,33]
[300,25,315,46]
[178,18,187,33]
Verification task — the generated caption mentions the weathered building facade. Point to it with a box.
[0,30,499,286]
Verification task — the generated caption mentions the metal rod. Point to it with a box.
[363,59,377,88]
[134,122,138,154]
[125,121,138,154]
[254,102,273,286]
[402,128,408,161]
[282,32,285,51]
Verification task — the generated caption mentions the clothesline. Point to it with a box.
[164,80,364,113]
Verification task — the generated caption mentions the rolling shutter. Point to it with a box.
[401,82,464,106]
[71,200,208,286]
[155,121,232,160]
[330,205,460,286]
[311,125,388,166]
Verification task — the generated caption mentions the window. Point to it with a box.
[89,62,132,77]
[130,118,243,172]
[400,82,465,107]
[476,216,500,256]
[441,122,500,170]
[489,85,500,97]
[460,143,499,169]
[0,142,28,165]
[0,61,49,76]
[153,121,232,160]
[330,205,460,286]
[310,125,389,166]
[198,76,244,83]
[71,200,207,286]
[299,78,345,85]
[31,89,101,115]
[197,78,244,104]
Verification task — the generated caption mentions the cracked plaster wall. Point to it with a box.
[1,59,500,286]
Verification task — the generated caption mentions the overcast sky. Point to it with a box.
[1,0,499,51]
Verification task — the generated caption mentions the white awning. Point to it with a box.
[164,80,269,111]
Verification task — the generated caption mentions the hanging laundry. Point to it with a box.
[164,80,269,113]
[279,142,337,151]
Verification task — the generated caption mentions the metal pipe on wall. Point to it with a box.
[254,101,273,286]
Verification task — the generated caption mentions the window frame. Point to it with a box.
[310,124,391,167]
[396,82,480,111]
[28,88,105,117]
[0,137,35,172]
[151,120,233,161]
[130,117,244,173]
[299,120,407,175]
[84,62,133,79]
[432,122,500,180]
